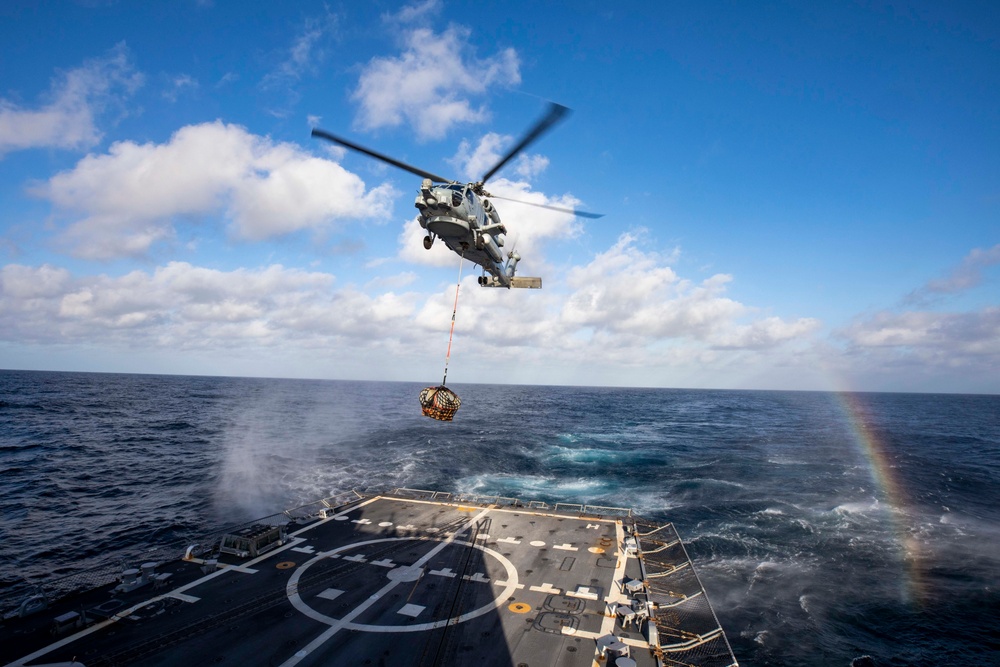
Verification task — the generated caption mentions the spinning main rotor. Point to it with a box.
[311,103,602,219]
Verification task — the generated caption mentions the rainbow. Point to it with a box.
[834,391,925,604]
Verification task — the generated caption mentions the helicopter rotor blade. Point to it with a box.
[488,194,604,219]
[479,102,570,185]
[311,128,453,183]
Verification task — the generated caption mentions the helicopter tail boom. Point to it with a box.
[479,276,542,289]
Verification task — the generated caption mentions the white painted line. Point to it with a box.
[594,520,632,663]
[167,592,200,603]
[497,537,521,544]
[378,521,393,527]
[529,540,546,547]
[220,564,258,574]
[567,586,599,601]
[316,588,343,601]
[553,544,578,551]
[352,518,372,525]
[369,559,395,568]
[291,546,315,554]
[493,580,525,589]
[529,582,561,594]
[342,554,366,563]
[281,507,502,664]
[397,603,425,618]
[429,567,456,578]
[466,572,491,583]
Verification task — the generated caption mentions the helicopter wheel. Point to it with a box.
[423,235,433,250]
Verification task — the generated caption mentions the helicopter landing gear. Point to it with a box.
[423,235,434,250]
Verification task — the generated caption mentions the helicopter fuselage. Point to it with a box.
[415,181,520,287]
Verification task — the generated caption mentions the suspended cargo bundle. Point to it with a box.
[419,386,462,421]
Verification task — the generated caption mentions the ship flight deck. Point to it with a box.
[1,489,737,667]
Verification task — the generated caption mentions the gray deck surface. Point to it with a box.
[3,493,737,667]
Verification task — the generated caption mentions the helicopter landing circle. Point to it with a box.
[286,536,519,633]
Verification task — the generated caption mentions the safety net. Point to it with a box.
[418,385,462,421]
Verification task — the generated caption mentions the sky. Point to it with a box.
[0,1,997,393]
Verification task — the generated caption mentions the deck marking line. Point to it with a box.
[281,507,511,662]
[529,583,561,594]
[593,520,632,663]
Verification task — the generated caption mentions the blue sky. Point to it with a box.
[0,0,997,393]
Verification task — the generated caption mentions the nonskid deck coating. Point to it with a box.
[3,493,734,667]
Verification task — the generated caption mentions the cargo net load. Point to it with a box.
[419,385,462,421]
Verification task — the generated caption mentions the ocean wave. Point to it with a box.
[2,372,998,667]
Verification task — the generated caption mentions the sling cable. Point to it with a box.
[418,251,464,421]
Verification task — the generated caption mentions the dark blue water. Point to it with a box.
[1,371,998,666]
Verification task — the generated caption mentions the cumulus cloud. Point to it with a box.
[558,233,820,348]
[0,262,427,351]
[838,308,1000,360]
[37,121,395,259]
[0,43,142,156]
[352,26,520,140]
[824,245,1000,389]
[400,232,821,371]
[450,132,551,182]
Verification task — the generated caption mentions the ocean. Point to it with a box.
[1,370,997,666]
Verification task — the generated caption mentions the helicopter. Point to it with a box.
[311,103,601,289]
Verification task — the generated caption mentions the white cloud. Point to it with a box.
[261,13,338,89]
[385,0,442,25]
[408,232,820,365]
[352,26,520,140]
[0,262,430,351]
[0,234,823,369]
[162,74,198,102]
[839,308,1000,357]
[0,43,142,155]
[452,132,508,181]
[830,307,1000,391]
[906,243,1000,303]
[553,234,821,353]
[38,121,394,259]
[398,215,463,268]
